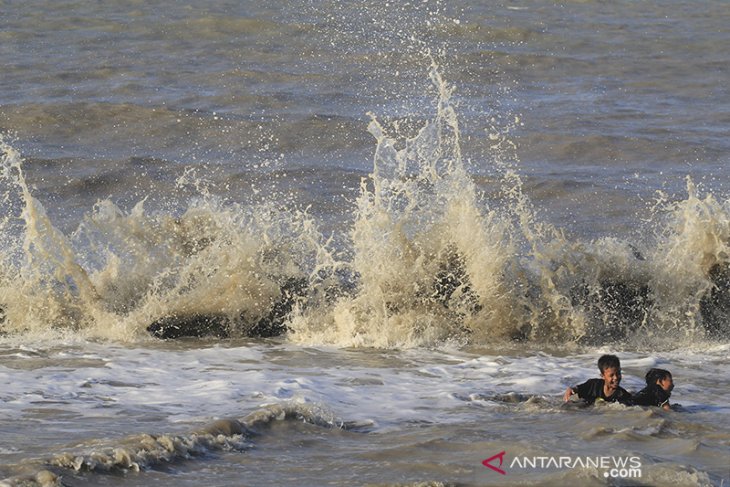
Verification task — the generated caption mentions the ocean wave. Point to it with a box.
[2,66,730,350]
[0,401,347,487]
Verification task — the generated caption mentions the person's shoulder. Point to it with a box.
[575,378,602,392]
[631,386,652,406]
[616,385,632,402]
[645,383,667,400]
[574,378,602,402]
[631,386,647,399]
[631,384,667,407]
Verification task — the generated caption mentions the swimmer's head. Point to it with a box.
[597,354,621,373]
[598,354,622,394]
[646,368,673,393]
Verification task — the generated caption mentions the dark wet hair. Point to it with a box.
[597,354,621,373]
[645,368,671,385]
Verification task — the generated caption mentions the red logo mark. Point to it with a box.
[482,451,507,475]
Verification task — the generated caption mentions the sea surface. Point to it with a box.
[1,1,729,486]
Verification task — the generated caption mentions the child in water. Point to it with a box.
[563,354,632,405]
[631,368,674,410]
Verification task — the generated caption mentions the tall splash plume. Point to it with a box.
[495,158,653,343]
[494,159,730,345]
[516,175,730,346]
[3,95,729,347]
[289,65,521,347]
[648,178,730,340]
[288,64,730,349]
[287,63,651,348]
[1,139,104,333]
[0,137,337,340]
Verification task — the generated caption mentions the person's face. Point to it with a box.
[657,375,674,393]
[601,367,622,392]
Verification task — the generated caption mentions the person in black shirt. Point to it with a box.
[563,354,632,406]
[631,368,674,410]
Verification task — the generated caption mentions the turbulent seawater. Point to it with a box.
[1,1,729,486]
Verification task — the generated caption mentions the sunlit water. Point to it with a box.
[1,1,729,486]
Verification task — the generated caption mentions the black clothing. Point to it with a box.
[573,378,632,406]
[631,383,670,408]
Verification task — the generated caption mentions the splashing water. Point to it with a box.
[2,65,730,349]
[290,64,730,349]
[0,137,337,341]
[288,65,519,347]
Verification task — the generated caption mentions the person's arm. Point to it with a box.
[563,386,575,402]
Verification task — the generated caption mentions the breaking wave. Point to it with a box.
[0,402,349,487]
[2,65,729,349]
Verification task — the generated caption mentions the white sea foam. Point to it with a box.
[1,340,728,484]
[2,341,727,432]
